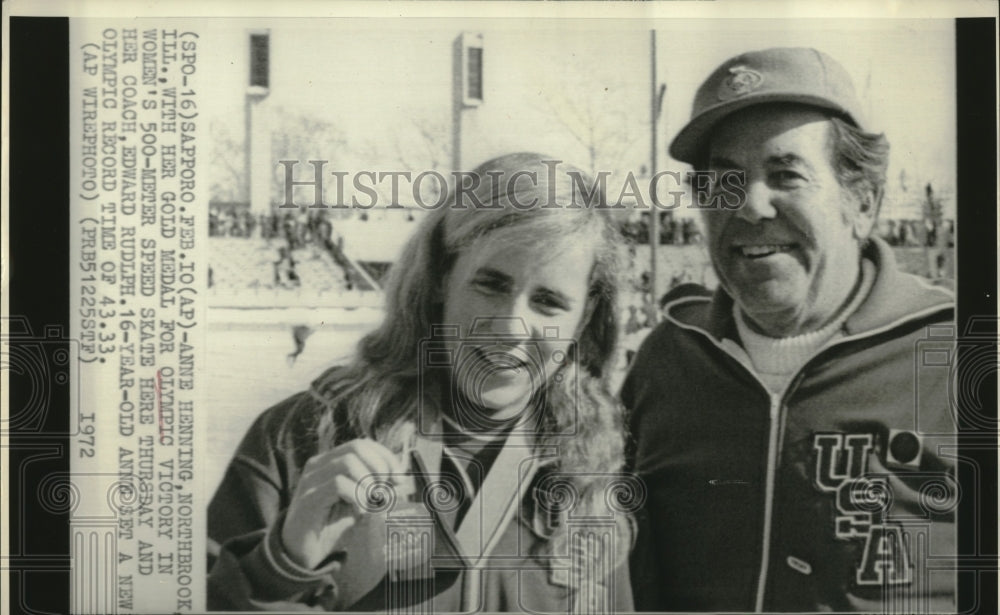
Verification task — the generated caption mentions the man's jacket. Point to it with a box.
[622,238,957,612]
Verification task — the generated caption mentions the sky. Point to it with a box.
[201,17,957,218]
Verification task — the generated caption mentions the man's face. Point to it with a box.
[701,105,874,337]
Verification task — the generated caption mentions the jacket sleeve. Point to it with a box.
[207,397,343,611]
[618,351,663,611]
[208,513,342,611]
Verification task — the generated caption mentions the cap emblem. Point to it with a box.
[718,65,764,100]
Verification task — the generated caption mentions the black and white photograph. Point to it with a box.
[3,2,997,614]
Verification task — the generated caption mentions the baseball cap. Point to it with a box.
[668,47,866,164]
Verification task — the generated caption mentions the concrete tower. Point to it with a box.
[451,32,484,174]
[246,30,271,214]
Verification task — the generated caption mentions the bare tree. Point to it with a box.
[356,113,451,207]
[209,108,351,209]
[209,120,247,204]
[393,115,451,171]
[270,106,350,208]
[540,66,647,177]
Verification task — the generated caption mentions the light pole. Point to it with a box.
[649,30,666,323]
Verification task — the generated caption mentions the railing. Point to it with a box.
[206,286,384,309]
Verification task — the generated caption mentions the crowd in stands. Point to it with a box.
[878,218,955,248]
[209,205,365,292]
[619,212,703,245]
[210,208,344,248]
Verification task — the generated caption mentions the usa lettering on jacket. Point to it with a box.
[813,432,911,586]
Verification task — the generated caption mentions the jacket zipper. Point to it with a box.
[753,392,784,613]
[716,337,885,611]
[717,347,787,613]
[700,337,851,611]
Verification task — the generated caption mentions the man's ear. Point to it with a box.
[852,190,879,240]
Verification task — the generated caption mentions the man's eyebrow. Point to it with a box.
[766,153,815,171]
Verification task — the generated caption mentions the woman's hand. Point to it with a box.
[280,438,406,569]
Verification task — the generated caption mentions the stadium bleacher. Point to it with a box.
[209,237,350,293]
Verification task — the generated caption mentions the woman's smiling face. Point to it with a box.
[440,238,594,421]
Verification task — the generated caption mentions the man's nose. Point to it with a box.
[734,180,778,224]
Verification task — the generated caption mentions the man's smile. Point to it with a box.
[733,244,797,259]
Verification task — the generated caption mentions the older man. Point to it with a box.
[622,48,956,612]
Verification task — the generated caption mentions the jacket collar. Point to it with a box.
[842,237,954,334]
[666,237,954,342]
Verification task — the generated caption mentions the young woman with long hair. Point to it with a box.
[208,153,639,612]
